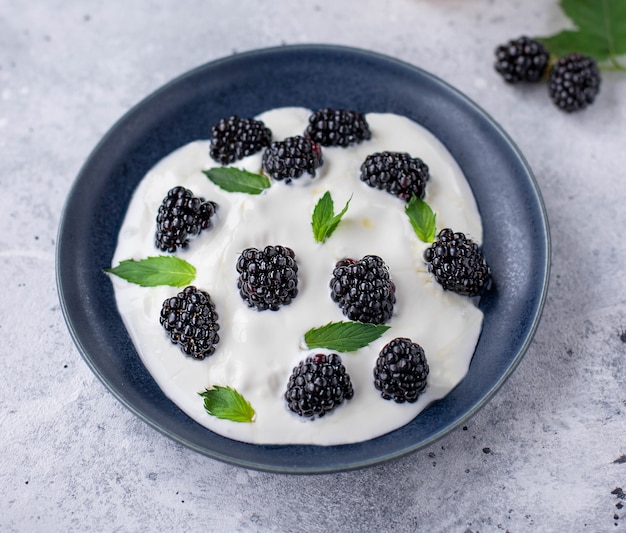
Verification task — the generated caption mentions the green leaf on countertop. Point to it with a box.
[537,0,626,70]
[105,256,196,287]
[203,167,271,194]
[199,386,256,423]
[311,191,351,243]
[304,321,390,352]
[405,195,437,243]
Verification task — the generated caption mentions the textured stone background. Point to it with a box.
[2,0,626,531]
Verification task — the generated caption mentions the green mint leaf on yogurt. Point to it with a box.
[199,386,256,423]
[311,191,351,243]
[405,195,436,243]
[304,321,390,352]
[537,0,626,70]
[203,167,271,194]
[105,256,196,287]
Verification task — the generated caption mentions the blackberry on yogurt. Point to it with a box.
[262,135,323,183]
[374,337,429,403]
[159,286,220,359]
[423,228,490,296]
[155,186,218,252]
[360,151,430,202]
[209,115,272,164]
[329,255,396,324]
[305,108,371,147]
[236,245,299,311]
[285,353,354,419]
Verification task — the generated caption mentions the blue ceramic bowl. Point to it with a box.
[56,45,550,474]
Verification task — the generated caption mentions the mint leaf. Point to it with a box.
[304,321,390,352]
[539,30,614,62]
[199,386,256,423]
[405,195,436,243]
[538,0,626,69]
[105,256,196,287]
[203,167,271,194]
[311,191,351,243]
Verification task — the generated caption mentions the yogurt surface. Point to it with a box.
[110,108,484,445]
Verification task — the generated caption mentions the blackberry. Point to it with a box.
[155,186,218,252]
[374,338,429,403]
[494,36,549,83]
[209,115,272,164]
[548,53,601,112]
[159,286,220,359]
[329,255,396,324]
[304,108,371,147]
[423,228,490,296]
[360,152,429,202]
[262,135,323,183]
[236,245,299,311]
[285,353,354,419]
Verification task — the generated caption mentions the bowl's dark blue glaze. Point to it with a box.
[56,44,550,474]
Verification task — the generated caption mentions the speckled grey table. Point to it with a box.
[2,1,626,531]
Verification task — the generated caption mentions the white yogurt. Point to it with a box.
[110,108,484,445]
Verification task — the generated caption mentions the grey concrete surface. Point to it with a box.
[2,0,626,531]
